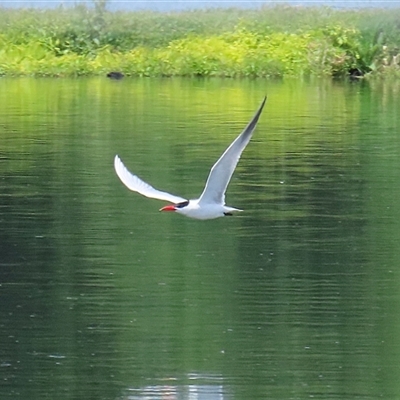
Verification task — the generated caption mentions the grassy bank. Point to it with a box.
[0,2,399,78]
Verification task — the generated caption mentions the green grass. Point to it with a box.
[0,1,399,78]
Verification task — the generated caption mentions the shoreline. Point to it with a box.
[0,4,399,78]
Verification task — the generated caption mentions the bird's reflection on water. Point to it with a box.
[123,373,226,400]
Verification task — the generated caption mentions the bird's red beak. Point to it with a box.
[159,205,176,212]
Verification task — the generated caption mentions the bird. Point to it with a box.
[114,96,266,220]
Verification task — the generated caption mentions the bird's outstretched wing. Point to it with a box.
[114,155,187,204]
[198,96,267,205]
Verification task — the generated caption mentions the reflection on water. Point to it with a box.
[124,374,226,400]
[0,77,400,400]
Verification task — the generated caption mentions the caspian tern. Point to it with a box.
[114,96,266,220]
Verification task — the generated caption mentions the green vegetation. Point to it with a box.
[0,1,399,78]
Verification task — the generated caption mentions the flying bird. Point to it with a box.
[114,97,266,220]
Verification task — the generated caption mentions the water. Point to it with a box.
[0,77,399,400]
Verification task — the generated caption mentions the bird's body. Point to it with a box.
[114,97,266,220]
[161,200,240,220]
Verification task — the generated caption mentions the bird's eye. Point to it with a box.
[176,200,189,208]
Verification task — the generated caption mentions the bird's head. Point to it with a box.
[160,200,189,213]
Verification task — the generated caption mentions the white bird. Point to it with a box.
[114,96,266,220]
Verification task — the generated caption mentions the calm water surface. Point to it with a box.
[0,77,399,400]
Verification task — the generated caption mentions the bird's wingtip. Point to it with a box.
[114,155,125,174]
[114,154,123,166]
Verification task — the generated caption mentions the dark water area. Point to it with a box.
[0,77,399,399]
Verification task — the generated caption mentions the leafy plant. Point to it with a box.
[0,3,399,77]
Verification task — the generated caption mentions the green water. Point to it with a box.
[0,77,399,399]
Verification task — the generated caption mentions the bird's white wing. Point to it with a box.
[198,97,267,205]
[114,155,187,204]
